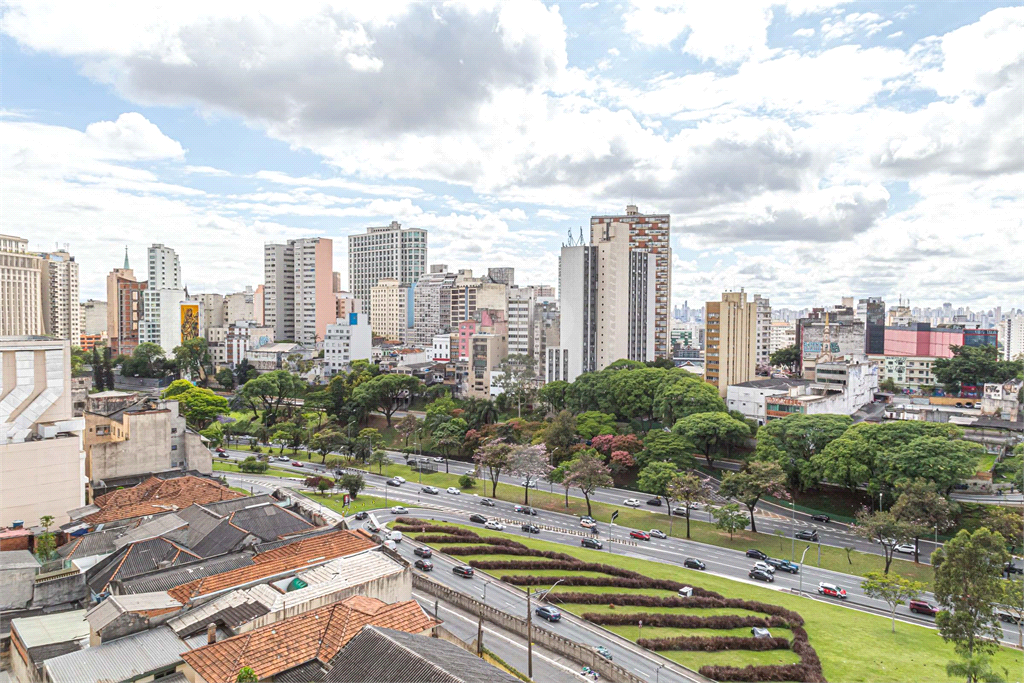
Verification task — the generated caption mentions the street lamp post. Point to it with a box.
[791,498,796,561]
[655,664,666,683]
[797,545,811,595]
[540,578,564,602]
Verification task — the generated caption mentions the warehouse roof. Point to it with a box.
[43,626,190,683]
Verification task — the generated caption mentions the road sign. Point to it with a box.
[343,494,351,507]
[610,510,619,522]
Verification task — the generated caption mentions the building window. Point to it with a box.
[171,445,178,451]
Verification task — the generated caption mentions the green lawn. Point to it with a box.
[300,492,397,517]
[663,649,802,669]
[212,461,306,479]
[976,453,998,473]
[408,525,1024,683]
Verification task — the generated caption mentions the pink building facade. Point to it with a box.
[884,326,961,358]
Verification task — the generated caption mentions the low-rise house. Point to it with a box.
[0,551,41,610]
[727,377,811,426]
[80,475,245,526]
[247,342,310,372]
[9,610,89,683]
[86,592,183,644]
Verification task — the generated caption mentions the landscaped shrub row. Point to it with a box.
[393,524,476,536]
[414,535,486,545]
[546,593,803,626]
[499,575,692,591]
[638,635,791,652]
[582,612,788,630]
[468,559,643,577]
[696,623,825,683]
[447,547,578,561]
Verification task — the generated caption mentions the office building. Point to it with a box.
[369,278,411,342]
[80,299,107,336]
[264,237,334,346]
[468,318,509,399]
[347,221,427,317]
[858,297,886,355]
[140,244,188,355]
[106,253,147,357]
[223,286,257,325]
[0,234,43,336]
[39,249,80,343]
[558,222,656,382]
[754,295,771,367]
[998,314,1024,361]
[591,205,671,358]
[0,337,86,526]
[705,291,758,396]
[324,313,373,375]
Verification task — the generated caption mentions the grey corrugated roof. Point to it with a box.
[276,660,326,683]
[114,514,188,549]
[86,593,182,633]
[324,627,522,683]
[229,504,313,541]
[731,378,810,389]
[168,585,276,637]
[176,504,226,547]
[200,494,278,515]
[11,611,88,649]
[189,519,251,558]
[43,626,189,683]
[88,538,202,594]
[116,553,254,594]
[57,530,118,559]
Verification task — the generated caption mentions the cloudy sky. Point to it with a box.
[2,1,1021,310]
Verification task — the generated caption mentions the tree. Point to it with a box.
[173,386,230,430]
[979,506,1023,554]
[945,654,1006,683]
[508,444,551,505]
[637,461,679,510]
[854,509,917,574]
[548,461,573,507]
[672,412,749,470]
[669,473,712,539]
[933,344,1022,395]
[215,367,236,390]
[273,422,308,455]
[352,374,420,427]
[811,434,877,493]
[769,345,800,373]
[538,380,569,414]
[92,348,105,391]
[200,423,224,449]
[234,358,254,386]
[433,418,468,473]
[309,428,343,464]
[879,377,898,394]
[712,503,749,540]
[103,346,115,390]
[239,456,268,474]
[564,450,613,517]
[861,571,926,633]
[338,473,365,499]
[474,442,513,497]
[423,394,457,432]
[637,430,694,469]
[754,414,852,492]
[1001,578,1024,649]
[575,411,617,440]
[459,473,476,489]
[884,436,981,494]
[543,410,577,462]
[173,337,213,385]
[236,666,258,682]
[396,413,420,447]
[891,478,958,563]
[933,528,1011,673]
[317,477,332,495]
[718,461,788,534]
[610,367,664,432]
[238,370,306,427]
[655,376,726,426]
[369,448,390,475]
[121,342,168,378]
[35,515,57,561]
[492,354,537,418]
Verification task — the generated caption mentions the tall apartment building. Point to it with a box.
[140,244,187,355]
[106,255,147,357]
[591,205,671,359]
[38,249,80,343]
[253,284,265,325]
[558,222,656,382]
[999,314,1024,361]
[80,299,107,336]
[768,320,796,354]
[369,278,411,342]
[449,269,508,331]
[0,337,86,526]
[347,221,427,318]
[705,291,758,396]
[468,315,509,399]
[407,265,457,346]
[533,299,560,382]
[324,313,373,375]
[192,292,225,339]
[264,238,334,346]
[507,286,536,357]
[753,295,771,368]
[0,235,43,336]
[223,286,257,325]
[857,297,886,355]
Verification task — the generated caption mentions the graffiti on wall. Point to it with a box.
[180,304,200,341]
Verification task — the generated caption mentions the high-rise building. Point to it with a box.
[324,313,373,376]
[998,314,1024,361]
[347,221,427,318]
[369,278,411,342]
[332,271,342,293]
[448,269,508,334]
[0,234,43,336]
[533,299,559,382]
[264,237,334,346]
[507,286,536,357]
[705,291,758,396]
[80,299,107,336]
[558,221,656,382]
[753,295,771,368]
[407,265,457,346]
[140,244,188,355]
[106,252,147,357]
[591,205,671,359]
[38,249,80,343]
[769,320,796,354]
[223,286,257,325]
[192,292,225,339]
[147,243,181,290]
[857,297,886,355]
[253,284,265,326]
[487,267,515,286]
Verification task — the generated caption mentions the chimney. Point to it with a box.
[207,623,217,645]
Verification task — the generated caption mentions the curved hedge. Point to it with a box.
[449,547,578,561]
[639,635,790,652]
[469,559,643,577]
[547,593,803,625]
[583,613,789,630]
[500,574,692,591]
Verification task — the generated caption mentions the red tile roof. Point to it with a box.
[180,595,438,683]
[86,476,244,524]
[166,531,376,604]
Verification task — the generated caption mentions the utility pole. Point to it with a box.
[477,616,483,657]
[797,545,811,595]
[433,600,439,638]
[526,587,533,679]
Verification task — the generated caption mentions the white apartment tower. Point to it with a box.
[754,294,771,367]
[264,238,334,346]
[508,286,536,357]
[141,244,187,354]
[369,278,411,342]
[999,314,1024,361]
[407,265,457,346]
[0,235,43,336]
[147,243,181,289]
[348,221,427,319]
[38,249,81,343]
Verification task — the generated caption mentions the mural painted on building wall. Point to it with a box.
[802,341,840,355]
[181,304,200,341]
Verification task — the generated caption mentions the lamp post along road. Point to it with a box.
[526,587,533,679]
[798,545,811,595]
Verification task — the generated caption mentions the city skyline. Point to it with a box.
[2,3,1021,309]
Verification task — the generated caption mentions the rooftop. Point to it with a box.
[0,549,39,570]
[89,537,202,594]
[86,592,183,633]
[731,377,811,390]
[43,625,190,683]
[11,610,88,649]
[117,552,254,595]
[180,595,438,683]
[85,476,244,524]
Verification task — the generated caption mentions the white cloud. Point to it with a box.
[793,28,815,37]
[184,165,232,176]
[84,112,185,160]
[536,208,572,220]
[579,2,599,9]
[887,31,903,38]
[607,47,621,56]
[821,12,893,42]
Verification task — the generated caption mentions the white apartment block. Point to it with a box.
[264,238,334,346]
[0,235,43,336]
[998,315,1024,361]
[208,322,274,367]
[754,295,771,367]
[192,292,225,339]
[38,250,80,343]
[507,286,536,356]
[348,221,427,318]
[769,320,796,354]
[867,354,939,391]
[324,313,373,375]
[80,299,108,335]
[369,278,410,342]
[427,333,452,362]
[448,269,508,328]
[140,244,187,354]
[408,266,456,347]
[147,243,181,289]
[224,286,257,325]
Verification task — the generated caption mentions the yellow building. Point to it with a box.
[705,291,758,397]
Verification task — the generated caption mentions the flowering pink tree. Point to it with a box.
[508,444,552,505]
[565,450,613,517]
[590,434,616,456]
[609,450,636,473]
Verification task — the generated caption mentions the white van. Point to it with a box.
[387,530,403,544]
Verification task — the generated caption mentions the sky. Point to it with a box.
[2,1,1021,311]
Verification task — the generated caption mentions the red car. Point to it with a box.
[291,461,303,467]
[629,530,651,541]
[909,600,938,616]
[214,447,226,454]
[817,582,847,599]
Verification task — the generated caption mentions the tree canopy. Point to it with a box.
[575,411,617,440]
[719,461,788,533]
[654,375,726,426]
[672,411,749,470]
[933,344,1022,394]
[351,373,421,427]
[754,414,852,492]
[769,345,800,373]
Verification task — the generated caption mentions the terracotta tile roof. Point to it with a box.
[166,531,376,604]
[180,596,438,683]
[85,476,244,524]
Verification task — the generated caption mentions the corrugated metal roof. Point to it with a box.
[114,514,188,549]
[117,553,255,594]
[86,593,182,632]
[10,611,89,649]
[43,626,189,683]
[176,504,226,546]
[201,494,278,516]
[167,585,277,637]
[190,519,250,558]
[0,550,39,569]
[229,504,313,542]
[57,530,118,559]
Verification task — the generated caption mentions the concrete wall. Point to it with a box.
[1,565,38,609]
[32,572,88,608]
[1,437,85,527]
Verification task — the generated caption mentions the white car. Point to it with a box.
[520,481,537,488]
[894,543,916,554]
[390,506,409,515]
[753,561,775,574]
[623,499,641,507]
[650,529,667,539]
[393,476,406,484]
[446,487,461,495]
[433,457,446,463]
[484,520,505,531]
[688,502,705,510]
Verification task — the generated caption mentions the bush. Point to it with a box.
[239,456,268,473]
[249,444,262,453]
[500,575,692,591]
[459,473,476,489]
[638,635,790,652]
[583,613,788,630]
[469,560,644,577]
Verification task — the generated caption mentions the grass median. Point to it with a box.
[406,522,1023,683]
[212,460,306,479]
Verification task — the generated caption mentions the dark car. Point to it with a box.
[421,486,439,495]
[1005,563,1024,575]
[535,605,561,622]
[521,523,541,534]
[385,478,401,487]
[749,568,774,583]
[414,547,432,558]
[909,600,938,616]
[414,559,433,571]
[480,498,496,507]
[646,498,662,506]
[683,558,705,570]
[998,610,1023,624]
[453,565,474,578]
[581,537,603,549]
[629,530,651,541]
[766,558,800,574]
[810,514,831,523]
[353,511,368,520]
[469,513,488,524]
[514,505,538,515]
[746,549,768,561]
[795,529,819,542]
